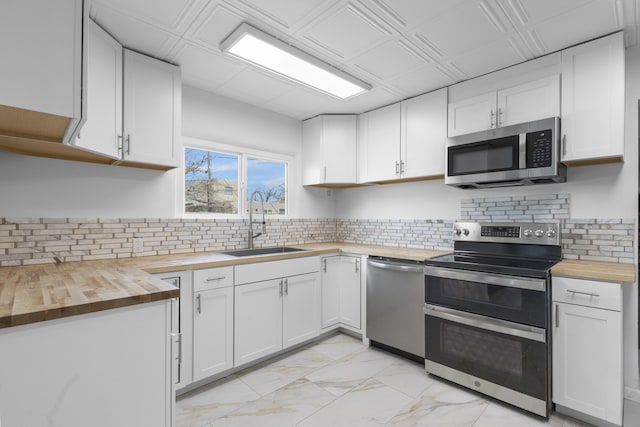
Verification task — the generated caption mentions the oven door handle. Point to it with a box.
[423,304,546,343]
[424,266,546,292]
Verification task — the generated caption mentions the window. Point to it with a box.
[184,146,288,217]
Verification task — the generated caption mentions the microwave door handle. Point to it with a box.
[519,133,526,169]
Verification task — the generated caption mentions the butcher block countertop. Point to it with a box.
[551,259,636,283]
[0,242,634,329]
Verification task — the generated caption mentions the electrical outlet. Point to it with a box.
[133,238,144,253]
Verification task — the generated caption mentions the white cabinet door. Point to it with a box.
[561,32,624,164]
[0,0,83,124]
[123,49,180,168]
[447,92,496,137]
[339,256,361,329]
[302,115,357,185]
[402,88,447,178]
[553,301,622,425]
[360,103,401,182]
[322,115,357,184]
[497,75,560,127]
[321,256,341,328]
[282,272,320,348]
[234,279,283,367]
[321,255,362,330]
[193,287,233,381]
[74,20,122,159]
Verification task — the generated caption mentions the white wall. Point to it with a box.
[0,86,335,219]
[181,86,335,218]
[0,152,178,218]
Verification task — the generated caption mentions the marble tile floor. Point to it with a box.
[176,333,616,427]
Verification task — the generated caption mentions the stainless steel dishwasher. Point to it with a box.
[366,256,425,359]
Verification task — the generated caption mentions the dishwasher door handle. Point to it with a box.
[367,260,424,274]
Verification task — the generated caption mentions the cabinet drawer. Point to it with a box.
[193,266,234,291]
[235,256,320,285]
[552,276,621,311]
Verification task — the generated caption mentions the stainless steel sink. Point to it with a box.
[221,246,306,257]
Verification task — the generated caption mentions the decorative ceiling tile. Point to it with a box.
[413,1,511,59]
[299,3,394,60]
[365,0,469,30]
[530,0,623,52]
[92,5,179,58]
[387,64,455,97]
[351,39,428,81]
[185,3,246,50]
[92,0,199,32]
[214,68,300,105]
[452,37,528,78]
[264,88,338,119]
[228,0,332,32]
[323,86,403,115]
[172,42,246,89]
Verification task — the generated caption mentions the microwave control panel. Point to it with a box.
[526,129,553,168]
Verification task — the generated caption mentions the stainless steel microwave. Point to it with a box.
[445,117,566,188]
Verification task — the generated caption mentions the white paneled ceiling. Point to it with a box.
[90,0,639,120]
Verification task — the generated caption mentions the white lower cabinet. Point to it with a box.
[193,286,234,381]
[235,272,320,367]
[321,255,362,330]
[552,276,622,426]
[192,266,234,382]
[0,302,174,427]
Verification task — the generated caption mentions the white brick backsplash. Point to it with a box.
[0,210,634,266]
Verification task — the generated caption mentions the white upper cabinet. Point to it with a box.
[448,75,560,137]
[560,32,625,165]
[123,49,181,169]
[359,103,402,183]
[0,0,85,143]
[359,88,447,183]
[302,115,357,186]
[497,75,560,127]
[74,20,122,159]
[401,88,448,179]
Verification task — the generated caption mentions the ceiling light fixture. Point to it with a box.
[220,23,371,100]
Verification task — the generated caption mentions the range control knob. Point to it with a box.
[546,230,556,238]
[534,229,544,238]
[523,229,533,237]
[463,228,470,236]
[454,228,462,236]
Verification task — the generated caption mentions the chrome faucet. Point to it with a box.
[248,189,266,249]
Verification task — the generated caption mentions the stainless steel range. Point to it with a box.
[423,222,561,418]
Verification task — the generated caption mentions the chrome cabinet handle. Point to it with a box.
[562,134,567,157]
[355,259,360,273]
[555,304,559,328]
[117,134,123,155]
[322,258,327,272]
[279,280,283,296]
[395,161,400,175]
[566,289,600,297]
[125,134,131,156]
[323,166,327,182]
[497,108,503,127]
[284,278,288,296]
[196,294,201,314]
[205,276,226,282]
[399,160,405,175]
[490,109,495,128]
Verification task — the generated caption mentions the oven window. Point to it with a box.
[426,315,546,400]
[442,280,523,310]
[425,275,546,328]
[448,135,519,176]
[442,323,522,377]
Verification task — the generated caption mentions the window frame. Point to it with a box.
[181,137,291,219]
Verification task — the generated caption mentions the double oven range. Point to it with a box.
[423,222,561,417]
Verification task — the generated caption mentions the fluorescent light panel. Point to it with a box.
[220,23,371,99]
